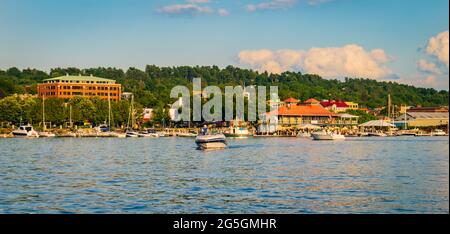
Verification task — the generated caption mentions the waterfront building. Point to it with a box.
[320,99,350,113]
[37,75,122,101]
[345,101,359,110]
[258,98,339,133]
[395,111,449,127]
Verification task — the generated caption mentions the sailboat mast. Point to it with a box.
[108,89,111,131]
[42,94,46,131]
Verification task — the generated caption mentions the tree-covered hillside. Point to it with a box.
[0,65,448,109]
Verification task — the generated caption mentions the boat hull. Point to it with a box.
[195,134,227,150]
[311,132,345,140]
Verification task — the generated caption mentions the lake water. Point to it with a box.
[0,136,448,214]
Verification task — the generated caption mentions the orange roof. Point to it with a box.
[267,104,337,117]
[304,98,320,103]
[283,97,299,103]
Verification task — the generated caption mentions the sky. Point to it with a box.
[0,0,448,89]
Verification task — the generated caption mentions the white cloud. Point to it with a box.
[157,4,213,15]
[417,59,441,74]
[238,44,394,79]
[247,0,298,12]
[426,31,449,67]
[246,0,332,11]
[186,0,210,3]
[157,1,229,17]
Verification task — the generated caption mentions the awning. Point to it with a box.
[359,120,396,127]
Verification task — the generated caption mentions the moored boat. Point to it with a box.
[311,131,345,140]
[138,132,159,138]
[224,126,252,138]
[12,125,39,138]
[178,131,198,137]
[431,129,446,136]
[368,132,387,137]
[38,132,56,137]
[126,130,139,138]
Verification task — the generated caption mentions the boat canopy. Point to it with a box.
[359,120,396,127]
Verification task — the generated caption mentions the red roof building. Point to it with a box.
[319,99,350,113]
[264,98,338,126]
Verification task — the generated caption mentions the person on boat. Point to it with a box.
[201,125,208,135]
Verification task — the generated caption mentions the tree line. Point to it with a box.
[1,65,448,109]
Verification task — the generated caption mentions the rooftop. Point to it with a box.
[320,100,349,108]
[283,97,300,103]
[267,104,337,117]
[43,75,116,84]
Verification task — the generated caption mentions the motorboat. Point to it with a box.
[224,127,252,138]
[431,129,447,136]
[396,130,417,136]
[195,133,227,150]
[126,130,139,138]
[12,125,39,137]
[38,131,56,137]
[311,131,345,140]
[138,132,159,138]
[178,131,198,137]
[367,132,387,137]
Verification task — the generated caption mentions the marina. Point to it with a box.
[0,136,448,213]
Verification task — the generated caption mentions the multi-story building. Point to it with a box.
[345,101,359,110]
[320,99,350,113]
[37,75,122,101]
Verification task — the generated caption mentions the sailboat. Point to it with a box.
[126,94,139,137]
[38,94,55,137]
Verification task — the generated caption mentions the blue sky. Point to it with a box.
[0,0,448,89]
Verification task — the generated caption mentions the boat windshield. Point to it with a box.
[25,127,32,131]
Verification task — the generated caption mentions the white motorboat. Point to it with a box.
[38,132,56,137]
[178,131,198,137]
[12,125,39,137]
[224,126,252,138]
[126,130,139,138]
[431,129,446,136]
[138,132,159,138]
[311,131,345,140]
[195,134,227,150]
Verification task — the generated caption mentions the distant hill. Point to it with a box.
[1,65,448,109]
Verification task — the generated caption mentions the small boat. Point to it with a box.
[224,127,252,138]
[297,132,311,138]
[38,132,56,137]
[195,133,227,150]
[368,132,387,137]
[311,131,345,140]
[359,132,369,137]
[138,132,159,138]
[431,129,446,136]
[178,131,198,137]
[126,130,139,138]
[12,125,39,137]
[396,130,417,136]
